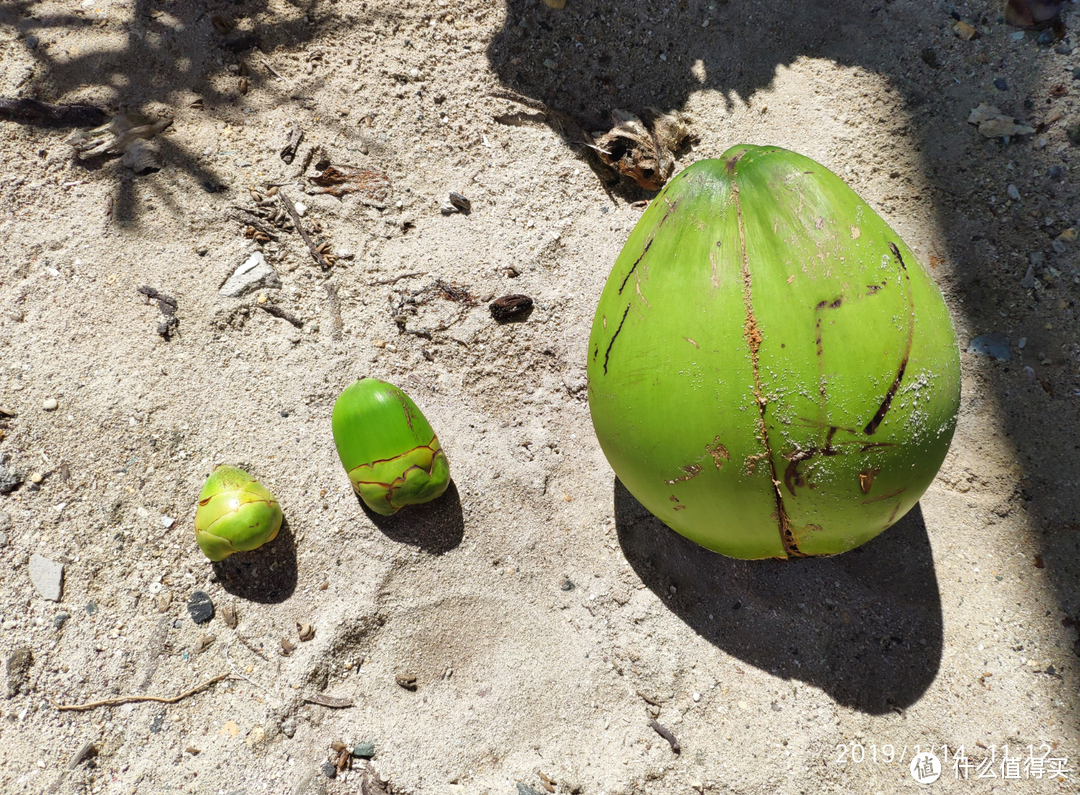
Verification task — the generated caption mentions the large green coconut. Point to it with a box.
[587,145,960,559]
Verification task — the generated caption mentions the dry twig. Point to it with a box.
[50,673,229,712]
[278,189,331,269]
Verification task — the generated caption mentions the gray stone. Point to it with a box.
[280,718,297,738]
[5,647,32,697]
[351,741,375,758]
[0,511,11,533]
[0,457,22,495]
[187,590,214,624]
[29,554,64,601]
[967,333,1011,361]
[291,769,328,795]
[54,611,70,629]
[219,252,281,298]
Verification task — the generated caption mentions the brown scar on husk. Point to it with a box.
[665,464,702,484]
[733,174,803,558]
[673,504,686,511]
[861,486,907,504]
[710,243,721,289]
[863,242,915,435]
[636,280,651,307]
[684,337,698,347]
[858,466,881,494]
[602,304,631,375]
[706,436,729,469]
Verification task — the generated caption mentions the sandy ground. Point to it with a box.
[0,0,1079,793]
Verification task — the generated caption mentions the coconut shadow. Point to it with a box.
[614,478,943,714]
[357,480,465,555]
[212,517,298,604]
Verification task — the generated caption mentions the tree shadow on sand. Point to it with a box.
[615,478,942,715]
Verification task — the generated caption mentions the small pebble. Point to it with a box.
[1037,30,1054,46]
[196,246,208,256]
[42,398,58,411]
[1011,30,1026,41]
[967,333,1011,361]
[149,713,164,733]
[1007,184,1021,201]
[1018,337,1027,349]
[29,554,64,601]
[280,718,297,738]
[1055,44,1073,55]
[53,611,70,629]
[0,511,10,533]
[1073,66,1080,80]
[320,761,337,779]
[1048,165,1066,180]
[161,516,175,528]
[187,591,214,624]
[156,592,172,612]
[994,77,1008,91]
[85,601,98,615]
[561,579,575,591]
[440,200,458,215]
[25,35,38,48]
[352,742,376,759]
[29,472,43,484]
[294,202,307,217]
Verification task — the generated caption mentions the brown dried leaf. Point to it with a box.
[280,638,296,656]
[308,166,392,203]
[195,634,216,653]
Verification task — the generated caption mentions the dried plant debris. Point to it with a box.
[1005,0,1066,29]
[297,622,315,641]
[220,604,238,629]
[0,97,106,127]
[257,303,303,328]
[586,108,692,191]
[137,286,178,339]
[280,123,304,164]
[68,114,172,174]
[967,103,1036,139]
[489,294,533,322]
[308,165,392,204]
[395,672,418,690]
[391,279,475,336]
[304,693,354,708]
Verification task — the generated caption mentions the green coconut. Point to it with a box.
[332,378,450,515]
[587,145,960,559]
[194,465,283,561]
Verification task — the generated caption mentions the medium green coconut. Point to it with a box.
[332,378,450,515]
[587,145,960,559]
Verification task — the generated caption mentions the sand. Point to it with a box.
[0,0,1077,793]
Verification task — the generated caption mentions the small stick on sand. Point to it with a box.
[50,673,230,712]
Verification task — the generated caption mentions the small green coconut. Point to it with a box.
[332,378,450,515]
[194,465,283,561]
[587,145,961,559]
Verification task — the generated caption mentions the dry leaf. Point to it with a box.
[297,622,315,641]
[280,638,296,656]
[966,103,1035,138]
[195,634,216,653]
[308,166,392,203]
